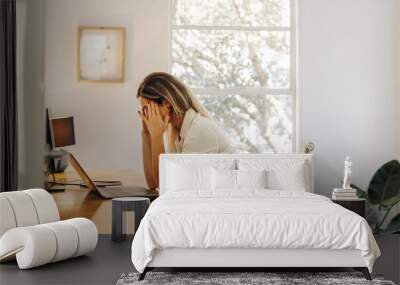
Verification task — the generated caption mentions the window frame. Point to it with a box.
[169,0,298,152]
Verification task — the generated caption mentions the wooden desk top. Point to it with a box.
[49,170,153,234]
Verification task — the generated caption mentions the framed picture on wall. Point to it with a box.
[77,26,125,83]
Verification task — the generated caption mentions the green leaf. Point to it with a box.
[384,213,400,234]
[368,160,400,207]
[365,203,380,232]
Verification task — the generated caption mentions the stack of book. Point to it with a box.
[332,188,358,200]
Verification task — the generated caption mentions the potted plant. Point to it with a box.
[353,160,400,234]
[352,160,400,283]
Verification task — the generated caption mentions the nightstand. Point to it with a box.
[332,199,366,218]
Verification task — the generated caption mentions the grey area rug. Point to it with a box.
[116,272,396,285]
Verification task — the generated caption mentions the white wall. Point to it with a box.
[45,0,170,172]
[398,0,400,160]
[44,0,399,196]
[299,0,398,194]
[17,0,46,189]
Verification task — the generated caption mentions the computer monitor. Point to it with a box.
[45,108,75,173]
[46,108,76,149]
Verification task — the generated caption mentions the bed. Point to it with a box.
[131,154,380,281]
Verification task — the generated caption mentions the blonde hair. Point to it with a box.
[137,72,209,152]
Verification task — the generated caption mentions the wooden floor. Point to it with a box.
[49,170,150,234]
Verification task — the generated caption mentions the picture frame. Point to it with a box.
[77,26,125,83]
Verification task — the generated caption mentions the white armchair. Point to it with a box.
[0,189,98,269]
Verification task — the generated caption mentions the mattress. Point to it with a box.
[131,190,380,273]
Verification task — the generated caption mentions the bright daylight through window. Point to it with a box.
[172,0,295,153]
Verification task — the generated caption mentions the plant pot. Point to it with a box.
[373,234,400,284]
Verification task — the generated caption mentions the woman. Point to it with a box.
[137,72,232,190]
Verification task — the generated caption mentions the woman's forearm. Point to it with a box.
[150,134,165,187]
[142,132,157,189]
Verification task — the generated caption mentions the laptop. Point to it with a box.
[68,153,156,199]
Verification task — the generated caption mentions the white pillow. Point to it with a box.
[167,163,212,191]
[211,169,268,190]
[266,162,306,191]
[211,168,236,190]
[238,159,307,191]
[236,169,267,189]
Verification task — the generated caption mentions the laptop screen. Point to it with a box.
[68,153,98,192]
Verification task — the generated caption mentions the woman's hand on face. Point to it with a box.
[141,102,169,139]
[138,105,149,134]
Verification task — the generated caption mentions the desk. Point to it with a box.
[49,170,153,234]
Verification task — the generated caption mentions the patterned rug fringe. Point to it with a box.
[116,271,395,285]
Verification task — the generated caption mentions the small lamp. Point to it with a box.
[51,117,75,148]
[47,116,75,173]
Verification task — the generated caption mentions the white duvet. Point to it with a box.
[131,190,380,273]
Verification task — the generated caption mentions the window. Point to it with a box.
[171,0,296,153]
